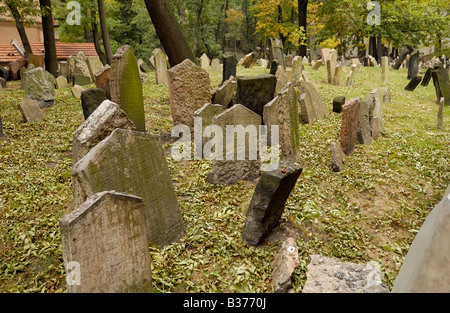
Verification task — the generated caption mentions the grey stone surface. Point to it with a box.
[271,238,299,293]
[269,38,285,69]
[383,87,391,103]
[56,76,70,89]
[152,48,169,85]
[71,84,85,99]
[405,76,422,91]
[291,56,303,84]
[80,88,108,120]
[275,66,291,95]
[381,56,389,82]
[333,65,341,86]
[73,51,92,82]
[311,59,322,70]
[213,79,237,109]
[392,184,450,293]
[18,99,44,123]
[94,65,111,90]
[200,53,210,68]
[435,63,450,106]
[60,191,153,293]
[357,100,373,145]
[437,97,444,130]
[340,98,360,156]
[87,56,103,80]
[407,52,420,80]
[241,160,302,247]
[302,255,389,293]
[24,67,55,108]
[236,74,277,118]
[211,58,221,72]
[298,80,329,124]
[72,100,136,165]
[72,128,186,247]
[330,142,345,172]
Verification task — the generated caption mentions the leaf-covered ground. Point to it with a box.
[0,62,448,293]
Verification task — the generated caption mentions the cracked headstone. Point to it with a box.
[24,67,55,108]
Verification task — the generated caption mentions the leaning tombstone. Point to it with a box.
[356,100,373,145]
[212,78,237,109]
[72,128,186,247]
[271,237,299,293]
[392,184,450,293]
[152,48,169,85]
[110,45,146,132]
[241,160,303,247]
[326,49,338,84]
[291,56,303,84]
[275,66,291,94]
[421,67,433,87]
[330,142,345,172]
[269,38,285,69]
[24,67,55,108]
[333,65,341,86]
[80,88,108,120]
[72,100,136,165]
[73,52,92,86]
[405,76,423,91]
[236,74,277,118]
[55,75,70,89]
[60,191,153,293]
[18,99,44,124]
[87,56,103,81]
[435,63,450,106]
[407,52,420,80]
[340,98,360,156]
[311,60,322,70]
[346,64,357,86]
[298,80,329,124]
[321,48,331,64]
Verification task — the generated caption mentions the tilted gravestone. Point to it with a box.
[152,48,169,85]
[206,105,262,185]
[223,55,237,83]
[346,64,357,86]
[168,59,211,129]
[24,67,55,108]
[60,191,153,293]
[94,64,111,90]
[87,56,103,81]
[271,237,299,293]
[298,80,329,124]
[407,52,420,80]
[330,142,346,172]
[311,60,322,70]
[80,88,108,120]
[437,97,444,130]
[9,57,27,80]
[333,65,341,86]
[241,160,302,247]
[421,67,433,87]
[72,128,186,247]
[275,66,291,95]
[435,63,450,106]
[263,83,301,163]
[392,184,450,293]
[285,54,294,68]
[72,100,136,165]
[405,76,422,91]
[242,48,261,69]
[340,98,360,156]
[326,49,338,84]
[291,56,303,84]
[110,45,146,132]
[235,74,277,118]
[269,38,285,69]
[333,96,345,114]
[212,78,237,109]
[356,100,373,145]
[321,48,331,63]
[18,99,44,124]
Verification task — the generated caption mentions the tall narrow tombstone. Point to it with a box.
[168,59,211,129]
[0,115,5,139]
[211,58,221,72]
[269,38,285,68]
[24,67,55,108]
[340,98,360,156]
[291,56,303,84]
[405,76,422,91]
[18,99,44,123]
[407,52,420,80]
[432,70,442,103]
[326,49,338,84]
[235,74,277,118]
[298,80,329,124]
[346,64,357,86]
[73,52,92,86]
[333,65,341,86]
[200,53,210,68]
[321,48,331,64]
[311,60,322,70]
[87,56,103,81]
[381,56,389,82]
[80,88,108,120]
[207,105,262,185]
[421,67,433,87]
[110,45,146,132]
[152,48,169,85]
[59,61,69,79]
[275,66,291,95]
[356,100,373,145]
[223,55,237,82]
[241,160,303,247]
[392,184,450,293]
[435,63,450,106]
[437,98,444,130]
[60,191,153,293]
[72,128,186,247]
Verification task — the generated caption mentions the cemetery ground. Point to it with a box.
[0,63,449,293]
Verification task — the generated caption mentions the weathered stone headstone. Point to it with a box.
[311,59,322,70]
[242,48,261,69]
[24,67,55,108]
[340,98,360,156]
[269,38,285,69]
[321,48,331,63]
[435,63,450,106]
[432,70,442,103]
[326,49,338,84]
[60,191,153,293]
[55,75,70,89]
[59,61,69,78]
[80,88,108,120]
[333,96,345,114]
[212,78,237,109]
[275,66,291,95]
[168,59,211,129]
[407,52,420,80]
[110,45,146,132]
[357,100,373,145]
[211,58,221,72]
[392,184,450,293]
[138,59,151,73]
[241,160,302,246]
[263,83,301,162]
[71,84,85,99]
[291,56,303,84]
[87,56,103,81]
[200,53,210,68]
[302,70,310,83]
[298,80,329,124]
[18,99,44,123]
[193,103,224,132]
[437,97,444,130]
[405,76,422,91]
[381,56,389,82]
[94,64,111,91]
[73,52,92,85]
[383,87,391,103]
[302,255,389,293]
[330,142,345,172]
[366,90,385,134]
[72,128,186,247]
[271,238,299,293]
[72,100,136,165]
[9,57,27,80]
[370,116,381,139]
[421,67,433,87]
[260,59,268,68]
[235,74,277,118]
[223,55,237,82]
[285,54,294,68]
[346,64,357,86]
[152,48,169,85]
[333,65,341,86]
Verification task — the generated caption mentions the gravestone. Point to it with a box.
[285,54,294,68]
[152,48,169,85]
[212,78,237,109]
[333,65,341,85]
[383,87,391,103]
[275,66,291,95]
[9,57,27,80]
[211,58,221,72]
[72,128,186,247]
[431,70,442,103]
[330,142,345,172]
[269,38,285,69]
[421,67,433,87]
[298,80,329,124]
[321,48,331,63]
[302,70,310,83]
[311,60,322,70]
[242,48,261,68]
[71,84,85,99]
[60,191,153,293]
[223,55,237,82]
[326,49,338,84]
[435,63,450,106]
[333,96,345,114]
[392,184,450,293]
[0,115,4,139]
[366,90,385,134]
[72,100,136,165]
[235,74,277,118]
[87,56,103,81]
[193,103,224,131]
[263,83,301,162]
[18,99,44,123]
[55,76,70,89]
[407,52,420,80]
[138,59,152,73]
[206,105,262,185]
[291,56,303,84]
[241,160,302,247]
[260,59,268,68]
[60,61,69,78]
[381,56,389,82]
[200,53,210,68]
[271,238,299,293]
[110,45,146,132]
[94,64,111,92]
[73,52,92,85]
[346,64,357,86]
[357,100,373,145]
[80,88,108,120]
[340,98,360,156]
[405,76,422,91]
[270,60,280,75]
[24,67,55,108]
[0,66,9,85]
[370,116,381,139]
[437,98,444,130]
[168,59,211,129]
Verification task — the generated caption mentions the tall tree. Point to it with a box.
[5,0,33,55]
[143,0,196,66]
[97,0,113,64]
[91,9,107,65]
[39,0,58,76]
[298,0,308,57]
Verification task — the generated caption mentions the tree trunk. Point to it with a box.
[97,0,113,65]
[193,0,205,56]
[392,46,414,70]
[298,0,308,57]
[144,0,196,66]
[84,26,93,43]
[376,35,382,61]
[222,0,229,53]
[91,10,107,65]
[39,0,58,76]
[6,1,33,55]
